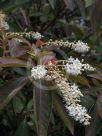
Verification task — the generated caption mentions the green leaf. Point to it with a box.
[69,75,90,87]
[76,0,86,19]
[12,96,25,113]
[85,0,94,8]
[40,15,48,23]
[33,80,52,136]
[0,57,28,68]
[53,93,74,135]
[63,0,76,11]
[0,77,28,110]
[9,22,21,32]
[48,0,57,9]
[13,119,33,136]
[0,0,31,12]
[60,22,83,38]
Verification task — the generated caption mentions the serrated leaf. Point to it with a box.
[53,93,74,135]
[0,77,28,110]
[33,80,52,136]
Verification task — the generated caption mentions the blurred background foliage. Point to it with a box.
[0,0,102,136]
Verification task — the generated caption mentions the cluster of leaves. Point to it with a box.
[0,0,102,136]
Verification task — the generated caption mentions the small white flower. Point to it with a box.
[45,75,52,81]
[33,32,42,39]
[69,83,83,98]
[46,40,90,53]
[50,69,91,125]
[31,65,47,80]
[65,57,95,75]
[65,57,82,75]
[72,40,90,53]
[82,63,95,71]
[67,104,91,125]
[1,21,9,30]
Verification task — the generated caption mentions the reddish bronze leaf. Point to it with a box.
[0,57,28,67]
[0,77,28,110]
[90,0,102,38]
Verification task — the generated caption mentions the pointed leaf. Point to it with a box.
[88,73,102,81]
[53,93,74,135]
[13,119,33,136]
[63,0,76,11]
[33,80,52,136]
[85,106,101,136]
[0,57,28,67]
[69,75,90,87]
[48,0,57,9]
[8,39,27,57]
[0,77,28,110]
[90,0,102,38]
[85,0,94,8]
[97,89,102,118]
[76,0,86,19]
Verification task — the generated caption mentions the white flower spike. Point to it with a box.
[72,40,90,53]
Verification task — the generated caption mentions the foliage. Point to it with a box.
[0,0,102,136]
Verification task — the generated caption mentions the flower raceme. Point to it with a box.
[72,40,89,53]
[47,69,91,125]
[31,58,95,125]
[30,33,95,125]
[45,39,90,53]
[31,57,95,79]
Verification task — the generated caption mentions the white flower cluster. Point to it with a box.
[1,21,9,30]
[33,32,42,40]
[31,65,47,80]
[50,69,91,125]
[72,40,89,53]
[69,83,83,98]
[65,57,82,75]
[64,56,95,75]
[0,12,9,30]
[67,104,91,125]
[46,39,90,53]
